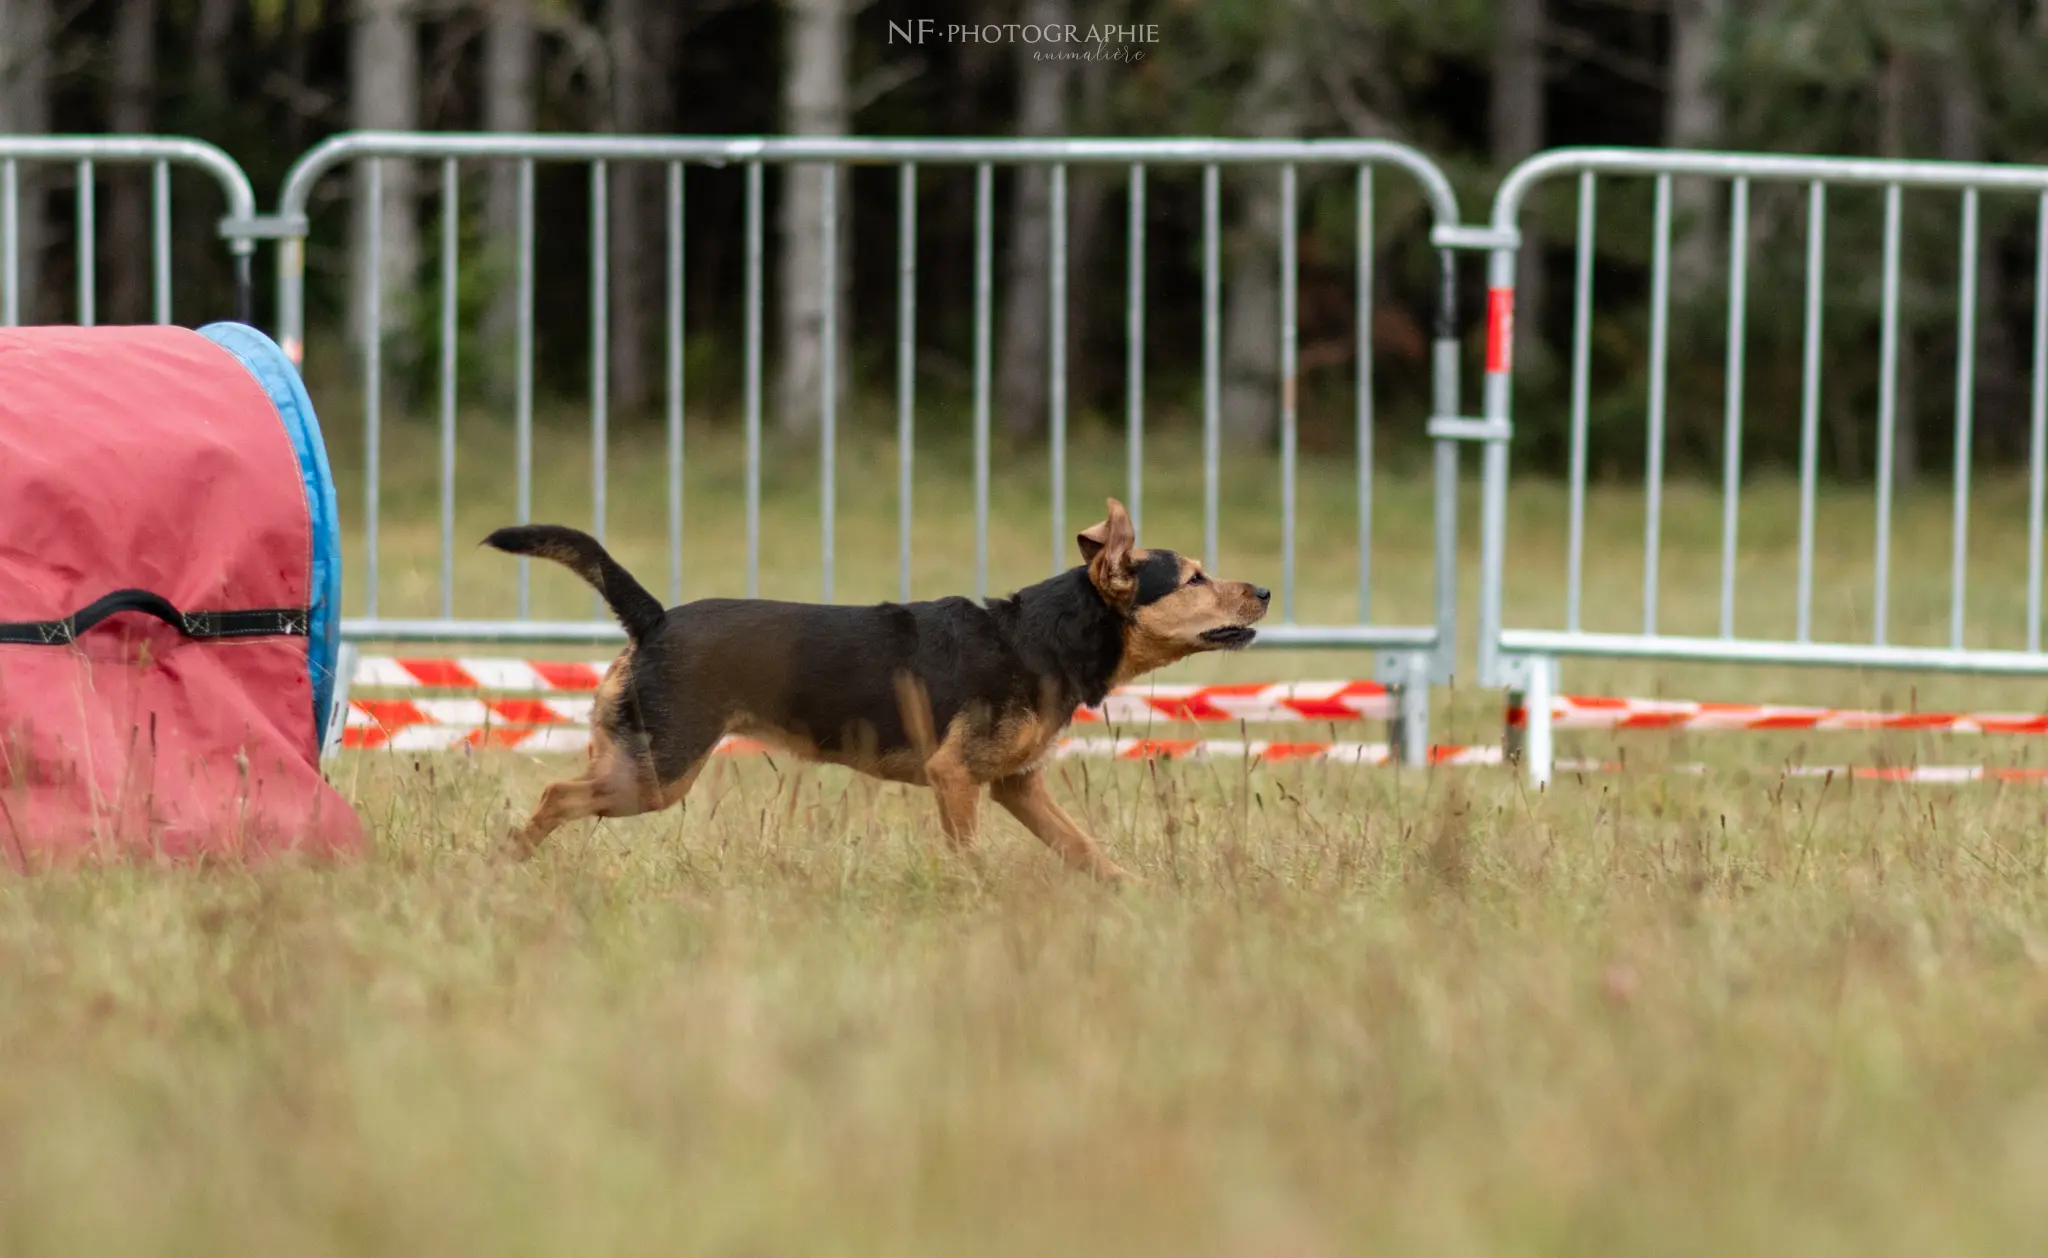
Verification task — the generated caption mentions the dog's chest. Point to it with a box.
[961,708,1069,780]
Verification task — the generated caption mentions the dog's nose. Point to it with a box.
[1253,587,1271,604]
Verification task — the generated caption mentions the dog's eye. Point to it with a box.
[1187,572,1207,587]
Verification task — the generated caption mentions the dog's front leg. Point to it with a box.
[990,770,1136,884]
[923,750,983,849]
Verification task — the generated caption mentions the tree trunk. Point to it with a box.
[1064,45,1115,411]
[0,0,52,324]
[1221,30,1306,447]
[1666,0,1727,301]
[777,0,849,436]
[109,0,157,324]
[180,0,235,317]
[1491,0,1545,360]
[996,0,1073,437]
[194,0,233,96]
[281,0,312,152]
[607,0,653,413]
[349,0,420,376]
[481,0,535,399]
[1941,10,2018,458]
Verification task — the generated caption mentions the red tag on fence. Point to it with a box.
[1485,287,1515,375]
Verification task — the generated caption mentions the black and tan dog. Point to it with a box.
[483,499,1268,882]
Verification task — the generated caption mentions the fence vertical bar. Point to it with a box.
[1643,173,1672,636]
[151,160,171,324]
[1951,188,1979,650]
[438,158,458,620]
[973,161,993,601]
[820,163,838,603]
[1202,163,1221,571]
[1279,163,1298,623]
[2,161,16,326]
[1718,176,1750,640]
[1873,183,1902,646]
[1356,164,1375,623]
[819,163,835,606]
[1476,241,1515,690]
[744,161,763,597]
[668,161,685,604]
[76,160,95,326]
[898,163,917,602]
[1127,163,1146,537]
[590,161,609,618]
[2032,194,2048,654]
[1525,655,1555,788]
[364,160,383,619]
[515,159,535,617]
[1566,172,1595,632]
[1049,162,1068,577]
[1797,182,1826,643]
[1430,248,1461,685]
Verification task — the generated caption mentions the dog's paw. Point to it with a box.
[496,828,541,862]
[1098,862,1145,889]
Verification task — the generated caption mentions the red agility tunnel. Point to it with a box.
[0,323,361,864]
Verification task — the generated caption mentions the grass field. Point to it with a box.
[5,408,2048,1255]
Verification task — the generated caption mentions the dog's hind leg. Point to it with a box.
[509,779,644,857]
[508,723,697,856]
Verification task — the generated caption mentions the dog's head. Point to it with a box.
[1077,498,1270,681]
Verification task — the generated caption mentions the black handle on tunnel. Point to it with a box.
[0,589,308,646]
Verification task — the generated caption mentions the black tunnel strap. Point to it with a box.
[0,588,309,646]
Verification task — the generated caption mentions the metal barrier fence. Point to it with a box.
[34,131,2048,782]
[274,133,1475,763]
[1474,148,2048,783]
[0,136,260,325]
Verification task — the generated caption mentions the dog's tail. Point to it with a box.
[482,524,667,643]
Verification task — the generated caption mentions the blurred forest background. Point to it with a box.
[4,0,2048,480]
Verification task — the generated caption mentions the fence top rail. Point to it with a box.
[0,134,257,220]
[1493,145,2048,227]
[278,130,1461,226]
[1500,630,2048,677]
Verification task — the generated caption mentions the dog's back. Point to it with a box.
[620,576,1120,781]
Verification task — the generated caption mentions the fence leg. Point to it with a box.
[1382,650,1431,767]
[1524,654,1555,788]
[322,642,358,762]
[1503,683,1526,767]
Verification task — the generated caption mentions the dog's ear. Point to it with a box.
[1077,498,1135,564]
[1077,498,1137,602]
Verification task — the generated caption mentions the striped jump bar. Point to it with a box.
[349,657,1394,725]
[1508,694,2048,735]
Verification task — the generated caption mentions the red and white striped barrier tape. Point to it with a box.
[1054,738,1499,765]
[354,656,611,692]
[1509,694,2048,735]
[349,697,596,732]
[350,658,1394,724]
[1072,680,1393,724]
[340,657,2048,782]
[341,723,1469,765]
[342,723,1414,759]
[351,658,2048,737]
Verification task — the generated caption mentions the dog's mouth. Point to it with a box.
[1199,625,1258,649]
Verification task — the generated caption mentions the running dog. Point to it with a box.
[484,499,1268,882]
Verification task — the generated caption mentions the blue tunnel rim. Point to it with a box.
[198,321,345,750]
